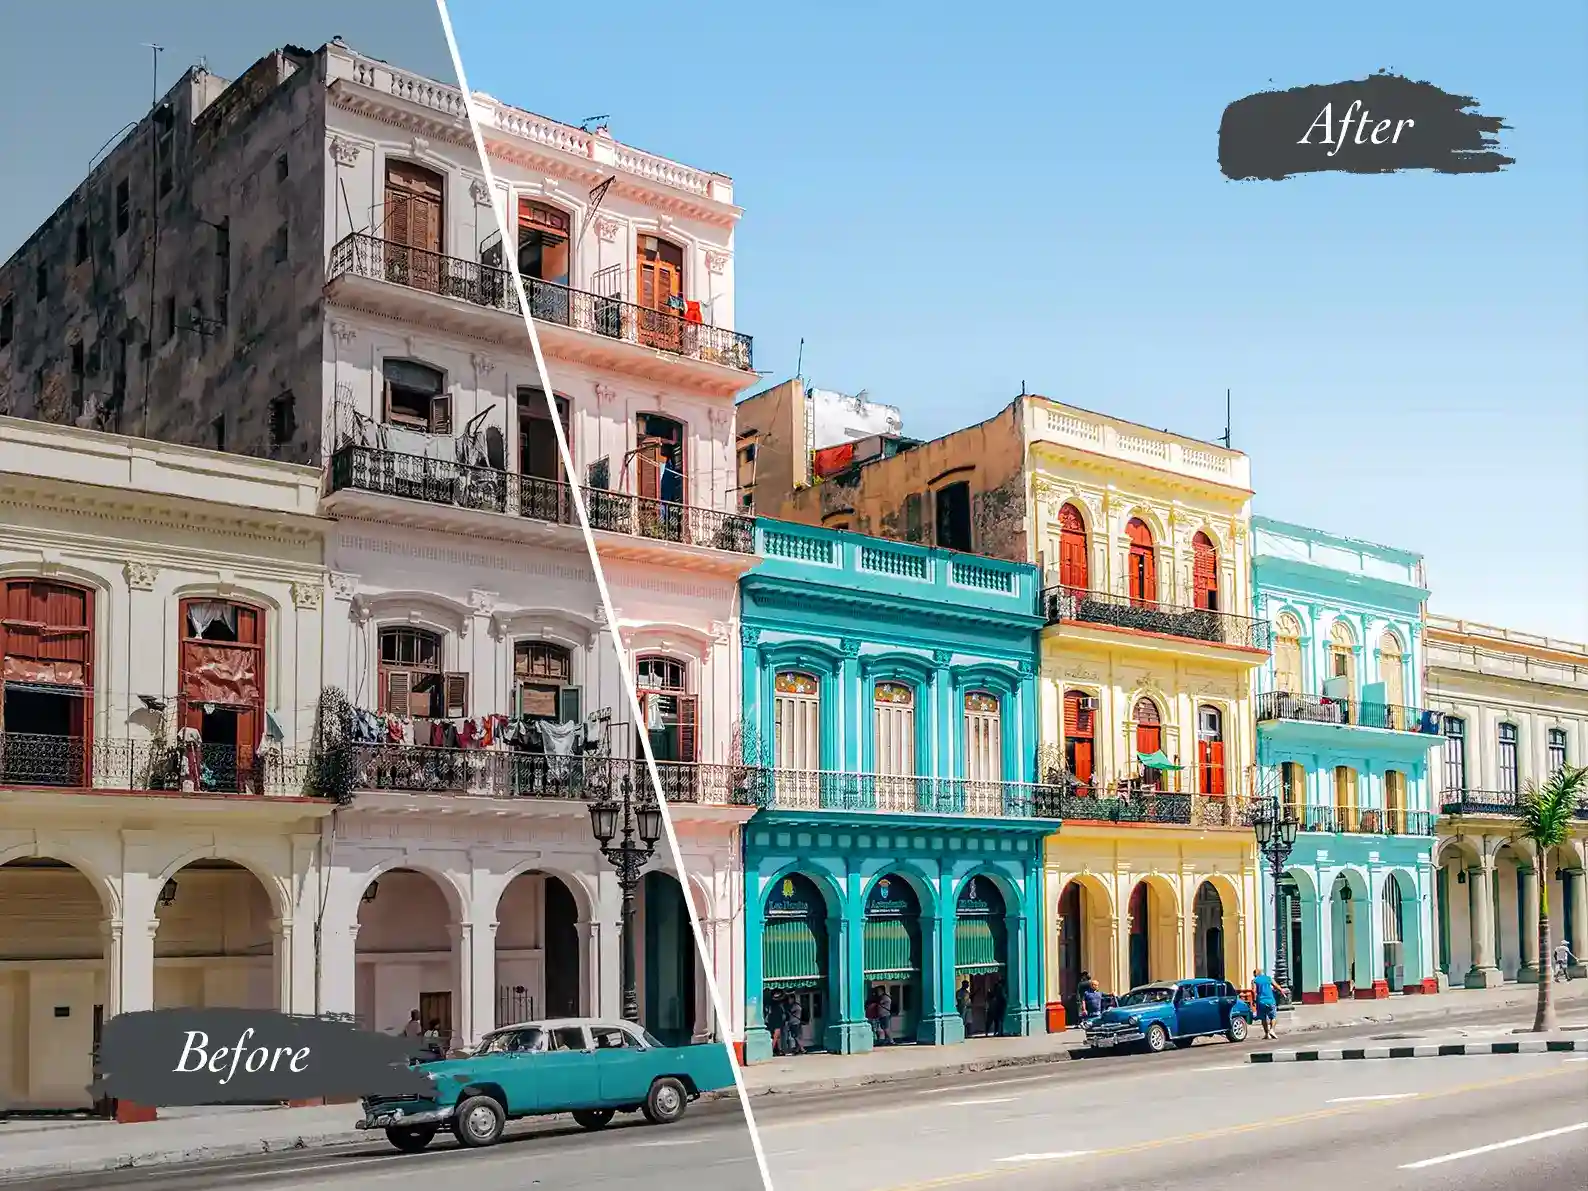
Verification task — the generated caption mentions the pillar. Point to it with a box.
[742,869,772,1062]
[586,912,620,1020]
[918,906,957,1045]
[1517,864,1541,982]
[826,907,869,1054]
[464,919,497,1041]
[317,922,359,1022]
[1465,862,1503,988]
[110,918,158,1123]
[1567,868,1588,978]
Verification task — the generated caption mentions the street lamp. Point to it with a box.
[1253,797,1300,999]
[589,774,665,1023]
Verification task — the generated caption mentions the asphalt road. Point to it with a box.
[10,1002,1587,1191]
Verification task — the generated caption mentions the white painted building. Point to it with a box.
[1426,616,1588,985]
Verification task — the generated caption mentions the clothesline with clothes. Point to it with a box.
[343,705,613,755]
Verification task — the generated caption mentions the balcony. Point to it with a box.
[1291,803,1436,837]
[324,233,754,383]
[743,769,1065,821]
[326,444,754,555]
[1257,692,1443,735]
[1047,787,1255,828]
[1041,586,1271,657]
[0,731,310,797]
[348,748,756,805]
[1440,788,1588,821]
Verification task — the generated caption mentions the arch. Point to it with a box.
[1380,867,1423,992]
[0,852,114,919]
[623,621,718,658]
[859,863,940,919]
[1121,505,1168,545]
[493,605,600,643]
[493,867,585,1023]
[759,869,834,1053]
[1327,867,1373,990]
[515,195,573,286]
[1273,612,1304,694]
[1126,874,1180,986]
[1277,865,1320,994]
[355,591,472,638]
[151,845,288,921]
[862,870,927,1043]
[640,869,701,1044]
[153,859,281,1011]
[355,864,460,1041]
[952,870,1014,1036]
[1191,530,1219,611]
[1131,694,1164,761]
[1055,871,1113,1001]
[1056,502,1089,590]
[341,857,469,928]
[761,863,845,919]
[492,858,595,925]
[1191,879,1227,981]
[1328,618,1358,648]
[1125,517,1157,604]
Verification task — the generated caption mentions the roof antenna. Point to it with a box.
[1219,388,1232,449]
[795,337,804,383]
[580,115,611,132]
[1021,379,1027,396]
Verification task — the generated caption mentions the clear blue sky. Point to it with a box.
[5,3,1582,641]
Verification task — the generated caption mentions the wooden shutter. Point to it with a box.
[1063,690,1094,738]
[1072,739,1094,786]
[444,673,469,719]
[1198,740,1225,795]
[1058,504,1088,590]
[636,438,664,500]
[428,394,452,435]
[1127,519,1156,604]
[381,669,411,716]
[558,686,582,724]
[1133,698,1161,755]
[1192,532,1218,610]
[677,694,698,762]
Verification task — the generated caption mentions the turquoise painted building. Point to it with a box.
[739,519,1058,1060]
[1250,517,1446,1002]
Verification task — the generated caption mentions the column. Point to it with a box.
[832,904,868,1054]
[588,910,621,1020]
[450,922,476,1046]
[840,650,862,771]
[742,870,772,1062]
[1465,862,1502,988]
[109,917,159,1123]
[1358,871,1388,998]
[1517,863,1541,982]
[1568,868,1588,977]
[317,922,359,1022]
[467,919,497,1041]
[270,918,294,1014]
[918,908,956,1045]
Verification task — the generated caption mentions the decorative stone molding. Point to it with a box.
[468,589,497,613]
[410,135,431,157]
[1017,659,1037,677]
[932,649,953,667]
[741,626,762,646]
[839,637,862,657]
[291,581,323,611]
[595,217,620,243]
[471,353,496,376]
[594,382,618,406]
[328,137,361,167]
[469,177,491,205]
[705,250,731,274]
[123,561,157,591]
[330,322,357,346]
[329,572,360,601]
[708,620,730,645]
[707,406,731,429]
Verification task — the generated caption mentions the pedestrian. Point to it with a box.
[872,985,894,1045]
[783,995,806,1055]
[402,1009,423,1038]
[1250,967,1285,1040]
[987,978,1007,1037]
[766,992,787,1053]
[956,979,974,1036]
[1554,941,1575,981]
[1081,974,1103,1022]
[422,1019,444,1058]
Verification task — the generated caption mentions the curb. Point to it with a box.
[1249,1038,1588,1063]
[0,1131,366,1183]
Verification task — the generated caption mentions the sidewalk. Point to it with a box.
[3,982,1583,1181]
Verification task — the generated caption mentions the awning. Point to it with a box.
[1137,751,1184,771]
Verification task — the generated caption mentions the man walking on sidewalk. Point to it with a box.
[1251,967,1286,1040]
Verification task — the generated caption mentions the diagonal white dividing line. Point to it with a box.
[1399,1122,1588,1169]
[1328,1093,1418,1103]
[995,1151,1093,1163]
[937,1096,1017,1106]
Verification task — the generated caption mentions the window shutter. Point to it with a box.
[1058,504,1089,589]
[1073,739,1094,785]
[1192,533,1218,610]
[444,672,469,719]
[382,669,410,717]
[558,685,582,724]
[677,694,698,762]
[429,394,452,435]
[1208,741,1225,796]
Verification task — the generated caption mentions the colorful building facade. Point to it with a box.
[1250,518,1444,1002]
[738,519,1055,1060]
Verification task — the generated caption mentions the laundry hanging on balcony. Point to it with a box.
[1136,751,1184,771]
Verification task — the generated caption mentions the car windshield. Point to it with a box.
[1117,987,1174,1007]
[477,1027,545,1054]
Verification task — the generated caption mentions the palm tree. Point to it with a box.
[1519,764,1587,1032]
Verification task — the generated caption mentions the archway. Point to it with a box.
[864,873,922,1043]
[1192,881,1226,981]
[154,860,279,1012]
[1381,870,1422,992]
[1434,838,1480,983]
[639,870,698,1046]
[1492,844,1526,980]
[1057,875,1113,1007]
[1327,869,1373,994]
[0,857,109,1110]
[495,870,584,1028]
[761,872,830,1053]
[1279,867,1321,998]
[1127,877,1178,986]
[953,875,1008,1036]
[354,869,459,1049]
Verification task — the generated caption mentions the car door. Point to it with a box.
[1177,983,1217,1036]
[534,1025,597,1112]
[589,1024,656,1106]
[485,1027,547,1115]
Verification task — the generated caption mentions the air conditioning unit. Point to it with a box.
[1079,696,1099,711]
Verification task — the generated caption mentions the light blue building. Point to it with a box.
[738,519,1058,1061]
[1250,517,1446,1003]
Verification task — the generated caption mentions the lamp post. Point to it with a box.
[588,774,665,1023]
[1253,796,1300,998]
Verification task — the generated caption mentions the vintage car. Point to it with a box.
[1082,978,1252,1054]
[357,1017,735,1152]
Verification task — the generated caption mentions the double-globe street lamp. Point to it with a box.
[1253,797,1301,1002]
[588,773,665,1023]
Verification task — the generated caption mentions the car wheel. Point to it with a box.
[385,1124,437,1152]
[642,1077,689,1125]
[1227,1016,1249,1043]
[573,1109,615,1130]
[1172,1036,1195,1049]
[452,1095,506,1147]
[1144,1023,1170,1053]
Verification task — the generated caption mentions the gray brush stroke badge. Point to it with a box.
[91,1009,436,1106]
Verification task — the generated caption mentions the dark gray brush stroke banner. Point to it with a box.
[1219,72,1513,180]
[92,1009,436,1106]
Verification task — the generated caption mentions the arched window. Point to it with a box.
[1377,630,1405,709]
[1328,620,1357,697]
[1280,761,1306,818]
[636,654,695,762]
[774,671,821,771]
[180,597,266,789]
[1497,723,1519,794]
[380,626,466,721]
[635,412,686,506]
[383,160,444,291]
[517,198,571,286]
[1384,769,1407,833]
[1063,689,1096,791]
[873,682,916,778]
[1443,716,1467,792]
[964,691,1002,783]
[1548,727,1569,775]
[1333,765,1358,828]
[1126,518,1157,605]
[514,640,576,722]
[1191,531,1219,611]
[1058,503,1089,591]
[1133,696,1164,788]
[1273,612,1303,694]
[1196,704,1225,796]
[636,234,686,352]
[0,578,94,787]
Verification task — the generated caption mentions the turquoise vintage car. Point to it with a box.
[1082,978,1253,1054]
[357,1017,736,1152]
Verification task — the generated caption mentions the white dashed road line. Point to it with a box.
[994,1151,1092,1163]
[1399,1122,1588,1169]
[1327,1093,1418,1103]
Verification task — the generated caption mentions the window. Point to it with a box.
[964,691,1002,783]
[1126,518,1157,605]
[273,224,288,264]
[276,153,289,182]
[35,262,47,302]
[384,161,445,292]
[1133,696,1164,788]
[1327,620,1356,695]
[1548,728,1568,775]
[514,640,578,722]
[872,681,917,788]
[383,359,450,433]
[0,296,12,347]
[70,341,84,406]
[774,672,821,771]
[1281,761,1305,818]
[1497,723,1519,794]
[269,392,296,449]
[903,492,924,543]
[379,627,468,722]
[1057,503,1088,590]
[1384,770,1406,833]
[1273,612,1303,693]
[934,480,972,552]
[741,443,758,463]
[518,387,571,483]
[1334,765,1358,828]
[1443,716,1467,792]
[0,578,95,785]
[211,414,225,452]
[634,413,685,504]
[1064,689,1096,790]
[635,234,685,355]
[74,221,88,265]
[115,179,130,234]
[1196,705,1225,796]
[154,103,174,198]
[636,654,695,762]
[516,199,571,284]
[1191,531,1218,611]
[178,598,265,790]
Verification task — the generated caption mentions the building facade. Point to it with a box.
[1426,617,1588,984]
[1250,518,1444,1002]
[738,519,1054,1060]
[0,418,330,1111]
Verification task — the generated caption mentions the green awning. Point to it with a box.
[863,916,920,979]
[763,917,825,989]
[1138,751,1184,771]
[954,916,1007,974]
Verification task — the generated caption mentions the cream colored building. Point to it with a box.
[0,417,331,1110]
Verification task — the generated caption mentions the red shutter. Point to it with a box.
[1058,504,1089,590]
[1192,532,1218,611]
[1209,741,1225,796]
[1072,740,1094,786]
[677,695,698,763]
[1063,690,1093,738]
[1127,519,1156,605]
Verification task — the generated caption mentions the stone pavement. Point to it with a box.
[3,981,1584,1181]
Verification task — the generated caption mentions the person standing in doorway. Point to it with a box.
[986,978,1007,1037]
[1251,968,1286,1040]
[766,992,787,1054]
[872,986,894,1045]
[783,994,806,1055]
[402,1009,424,1038]
[957,980,974,1036]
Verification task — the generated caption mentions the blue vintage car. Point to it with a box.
[357,1017,736,1152]
[1082,979,1252,1054]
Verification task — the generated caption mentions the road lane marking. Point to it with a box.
[1327,1093,1418,1103]
[1189,1064,1244,1072]
[1399,1121,1588,1169]
[937,1096,1018,1106]
[1565,1056,1588,1063]
[864,1063,1582,1191]
[635,1137,709,1147]
[994,1151,1092,1163]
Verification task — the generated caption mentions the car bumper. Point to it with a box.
[356,1102,456,1130]
[1085,1029,1145,1048]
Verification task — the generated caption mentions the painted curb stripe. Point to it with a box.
[1247,1039,1588,1063]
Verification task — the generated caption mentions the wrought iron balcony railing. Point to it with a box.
[1257,692,1443,735]
[348,747,758,805]
[1440,787,1588,820]
[1047,788,1256,828]
[328,444,755,554]
[1041,586,1272,652]
[1288,803,1436,836]
[327,232,754,371]
[744,768,1064,819]
[0,731,309,796]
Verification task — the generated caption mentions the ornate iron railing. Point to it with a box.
[1257,692,1442,735]
[0,731,310,796]
[328,444,754,554]
[1048,788,1256,828]
[1041,586,1272,651]
[1294,804,1436,836]
[327,232,754,371]
[745,768,1065,819]
[1440,787,1588,820]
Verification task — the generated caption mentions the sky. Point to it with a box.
[3,2,1583,641]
